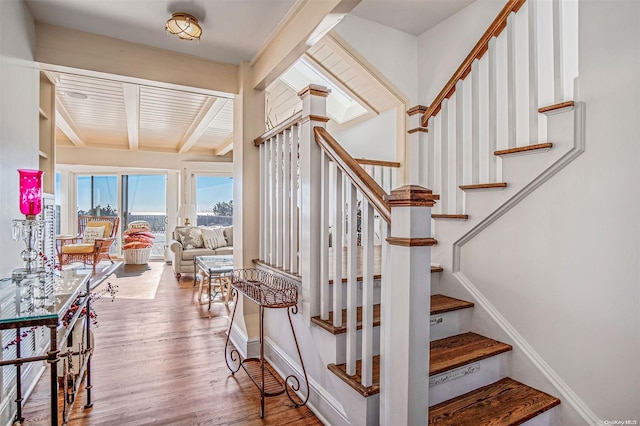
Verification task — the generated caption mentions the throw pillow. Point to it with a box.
[201,227,227,250]
[83,226,105,244]
[222,225,233,246]
[175,227,204,250]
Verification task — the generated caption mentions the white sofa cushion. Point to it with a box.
[201,227,227,249]
[175,226,204,250]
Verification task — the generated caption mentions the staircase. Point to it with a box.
[313,285,561,425]
[250,0,581,424]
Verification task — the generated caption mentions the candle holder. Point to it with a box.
[12,169,46,281]
[12,219,46,280]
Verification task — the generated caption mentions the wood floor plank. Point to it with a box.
[22,262,322,425]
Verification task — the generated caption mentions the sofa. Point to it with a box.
[168,225,233,279]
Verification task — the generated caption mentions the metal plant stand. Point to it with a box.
[224,269,309,418]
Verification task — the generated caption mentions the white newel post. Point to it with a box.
[406,105,429,187]
[298,84,330,323]
[380,185,437,426]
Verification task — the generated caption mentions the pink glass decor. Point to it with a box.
[18,169,44,218]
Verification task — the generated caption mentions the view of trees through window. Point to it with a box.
[195,176,233,226]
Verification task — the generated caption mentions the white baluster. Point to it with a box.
[290,125,299,274]
[507,12,517,149]
[320,152,330,320]
[361,199,374,387]
[427,116,436,190]
[332,166,343,328]
[275,133,283,267]
[528,0,539,145]
[283,129,291,271]
[269,137,277,265]
[345,182,358,376]
[455,81,464,214]
[552,0,564,103]
[440,99,449,213]
[259,143,265,260]
[488,37,498,183]
[471,61,480,184]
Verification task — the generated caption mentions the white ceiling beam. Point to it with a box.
[213,135,234,156]
[55,98,85,147]
[250,0,361,89]
[122,83,140,151]
[177,98,229,154]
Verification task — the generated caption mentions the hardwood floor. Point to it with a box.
[22,262,323,425]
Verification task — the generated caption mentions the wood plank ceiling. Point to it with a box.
[54,73,233,156]
[266,33,401,129]
[53,32,400,157]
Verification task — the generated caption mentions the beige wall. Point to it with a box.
[0,0,39,277]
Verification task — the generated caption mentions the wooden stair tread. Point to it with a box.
[538,100,574,114]
[459,182,507,190]
[313,294,472,335]
[328,331,512,397]
[432,214,469,220]
[311,304,381,335]
[429,377,560,425]
[430,332,512,376]
[494,143,553,157]
[431,294,474,315]
[328,356,380,397]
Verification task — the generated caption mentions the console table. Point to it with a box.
[224,269,309,418]
[0,263,118,425]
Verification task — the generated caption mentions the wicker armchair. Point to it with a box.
[56,216,120,271]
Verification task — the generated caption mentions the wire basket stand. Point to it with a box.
[224,269,309,418]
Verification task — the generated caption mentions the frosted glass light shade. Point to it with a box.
[18,169,44,217]
[165,13,202,41]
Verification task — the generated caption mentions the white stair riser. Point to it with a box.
[334,327,381,364]
[430,309,472,341]
[328,279,382,308]
[327,307,473,364]
[429,352,511,407]
[521,406,557,426]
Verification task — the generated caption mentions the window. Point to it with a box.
[193,175,233,227]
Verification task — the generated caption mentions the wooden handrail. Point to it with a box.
[356,158,401,168]
[254,111,303,146]
[421,0,526,127]
[314,127,391,224]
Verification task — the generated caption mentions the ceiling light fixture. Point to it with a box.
[65,91,88,100]
[165,12,202,42]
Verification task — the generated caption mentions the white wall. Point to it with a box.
[334,14,418,105]
[418,0,506,103]
[327,109,397,161]
[0,0,39,277]
[454,0,639,422]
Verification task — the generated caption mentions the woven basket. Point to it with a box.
[124,247,151,264]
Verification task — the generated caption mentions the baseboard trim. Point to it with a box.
[264,336,350,426]
[228,323,260,359]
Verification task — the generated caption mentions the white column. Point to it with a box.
[298,84,330,322]
[380,185,436,426]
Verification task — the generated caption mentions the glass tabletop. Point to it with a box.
[195,255,234,273]
[0,269,90,327]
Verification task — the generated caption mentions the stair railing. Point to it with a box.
[414,0,577,215]
[255,111,305,275]
[314,126,390,390]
